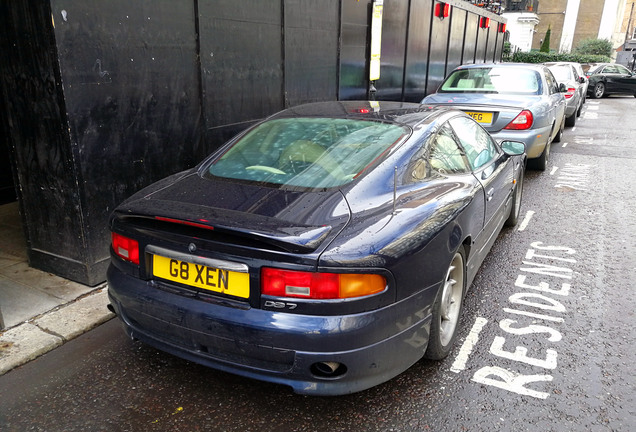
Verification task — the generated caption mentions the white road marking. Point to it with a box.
[502,308,565,323]
[550,167,559,175]
[517,211,534,232]
[451,317,488,373]
[561,142,568,148]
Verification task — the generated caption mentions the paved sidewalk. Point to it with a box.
[0,201,114,375]
[0,284,114,375]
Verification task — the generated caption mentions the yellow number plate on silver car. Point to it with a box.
[465,111,493,125]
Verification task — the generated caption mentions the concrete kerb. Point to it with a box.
[0,284,114,375]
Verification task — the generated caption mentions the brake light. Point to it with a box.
[155,216,214,231]
[112,232,140,265]
[564,87,576,99]
[504,110,533,130]
[261,268,386,299]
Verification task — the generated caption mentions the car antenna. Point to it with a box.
[393,166,398,215]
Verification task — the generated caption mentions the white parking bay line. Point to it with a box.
[450,317,488,373]
[550,166,559,175]
[517,210,535,232]
[562,142,568,148]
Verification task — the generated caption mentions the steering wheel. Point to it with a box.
[246,165,286,175]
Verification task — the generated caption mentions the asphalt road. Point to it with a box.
[1,96,635,432]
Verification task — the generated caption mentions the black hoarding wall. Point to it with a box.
[0,0,504,285]
[0,3,91,282]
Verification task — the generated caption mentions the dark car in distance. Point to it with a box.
[107,101,526,395]
[585,63,636,98]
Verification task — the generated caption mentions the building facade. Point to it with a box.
[531,0,626,55]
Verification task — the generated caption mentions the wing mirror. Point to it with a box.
[500,140,525,156]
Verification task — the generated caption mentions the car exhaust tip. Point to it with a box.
[311,361,347,378]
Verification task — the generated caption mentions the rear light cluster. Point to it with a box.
[110,232,386,301]
[563,87,576,99]
[261,268,386,299]
[504,110,533,130]
[112,232,140,265]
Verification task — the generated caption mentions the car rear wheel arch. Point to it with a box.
[424,244,466,360]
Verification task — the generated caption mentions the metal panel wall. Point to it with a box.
[375,0,409,101]
[404,0,433,102]
[427,3,451,95]
[475,21,489,63]
[484,28,496,62]
[284,0,340,106]
[447,9,468,78]
[0,2,88,280]
[340,0,371,100]
[52,0,202,283]
[463,14,479,65]
[199,1,284,147]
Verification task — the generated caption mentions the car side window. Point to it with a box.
[616,65,631,75]
[544,69,559,94]
[427,123,470,175]
[448,116,499,170]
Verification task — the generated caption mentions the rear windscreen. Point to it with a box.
[204,118,408,189]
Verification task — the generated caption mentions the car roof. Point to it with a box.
[452,62,546,71]
[544,62,578,68]
[267,101,458,129]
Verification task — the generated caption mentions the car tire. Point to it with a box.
[565,112,577,127]
[576,101,582,117]
[505,168,524,227]
[593,82,605,99]
[553,117,563,143]
[531,139,550,171]
[424,246,466,361]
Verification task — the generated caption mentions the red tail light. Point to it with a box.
[564,87,576,99]
[112,232,140,265]
[261,268,386,299]
[504,110,533,130]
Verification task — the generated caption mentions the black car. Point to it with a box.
[586,63,636,98]
[107,101,526,395]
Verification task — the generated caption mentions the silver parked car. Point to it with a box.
[545,62,586,127]
[421,63,566,171]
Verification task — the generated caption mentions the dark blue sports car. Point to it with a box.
[107,101,526,395]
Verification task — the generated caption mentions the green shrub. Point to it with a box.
[575,38,613,57]
[507,51,610,64]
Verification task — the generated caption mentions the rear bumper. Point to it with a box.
[492,124,552,159]
[107,265,436,395]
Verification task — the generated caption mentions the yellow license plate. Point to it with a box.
[465,111,493,124]
[152,254,250,298]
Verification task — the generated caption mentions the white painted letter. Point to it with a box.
[490,336,558,369]
[515,275,571,296]
[529,242,576,254]
[520,261,573,279]
[472,366,552,399]
[499,319,562,342]
[509,293,566,313]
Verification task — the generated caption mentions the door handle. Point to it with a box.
[486,188,494,201]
